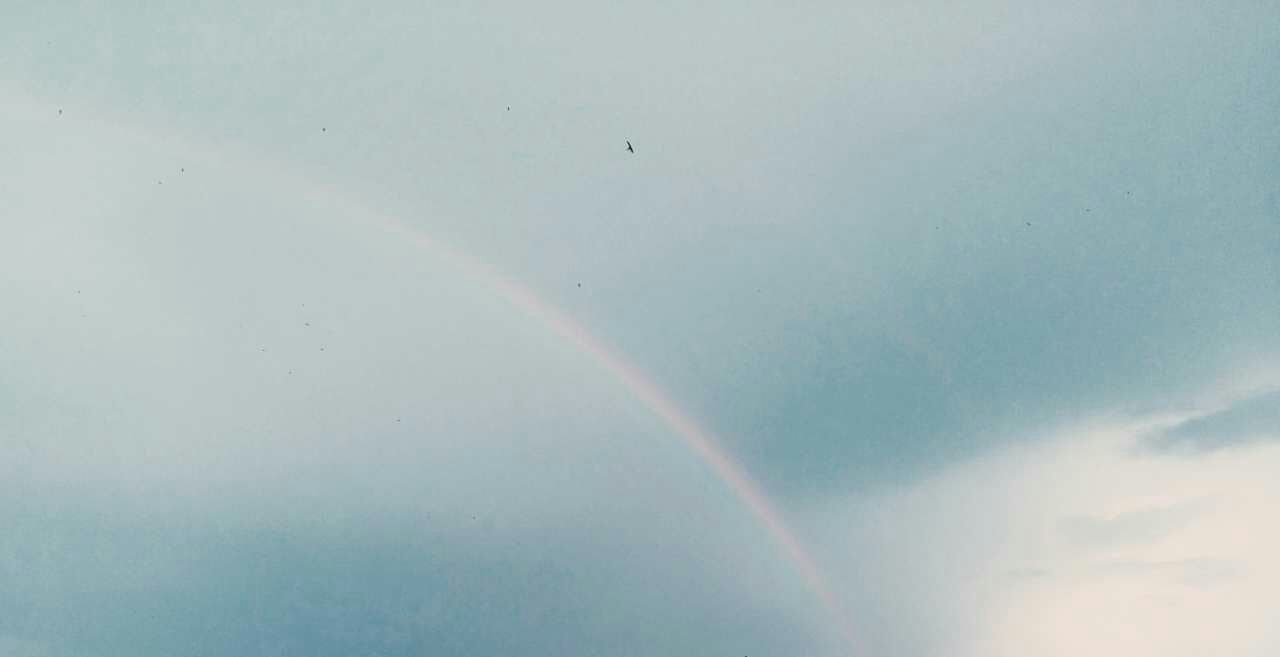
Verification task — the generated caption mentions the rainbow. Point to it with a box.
[361,213,857,653]
[8,86,856,651]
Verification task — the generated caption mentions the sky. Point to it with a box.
[2,2,1278,656]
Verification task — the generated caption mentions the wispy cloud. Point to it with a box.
[1091,557,1246,590]
[1059,499,1210,548]
[1147,389,1280,453]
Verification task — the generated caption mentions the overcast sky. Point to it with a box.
[3,2,1279,656]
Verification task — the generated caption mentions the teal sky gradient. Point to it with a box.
[3,3,1278,656]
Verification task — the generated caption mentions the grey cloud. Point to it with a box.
[4,2,1280,656]
[0,636,67,657]
[0,505,828,657]
[1092,557,1246,590]
[1005,567,1051,580]
[1059,500,1210,549]
[536,2,1280,495]
[1147,389,1280,453]
[6,3,1278,498]
[0,91,839,656]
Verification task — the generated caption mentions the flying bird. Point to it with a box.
[626,140,634,154]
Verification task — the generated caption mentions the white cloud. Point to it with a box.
[806,379,1280,657]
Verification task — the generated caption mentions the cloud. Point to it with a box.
[804,402,1280,657]
[1091,557,1246,590]
[4,2,1280,656]
[5,2,1278,497]
[0,495,830,657]
[1004,567,1051,579]
[1147,389,1280,453]
[0,91,841,657]
[1059,499,1209,548]
[0,636,62,657]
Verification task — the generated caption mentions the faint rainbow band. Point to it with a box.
[363,213,857,654]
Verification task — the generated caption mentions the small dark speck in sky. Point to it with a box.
[180,168,184,173]
[321,127,326,132]
[1026,222,1031,226]
[57,108,62,116]
[320,346,325,351]
[577,282,582,288]
[304,322,310,327]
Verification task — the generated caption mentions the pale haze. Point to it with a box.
[3,3,1279,656]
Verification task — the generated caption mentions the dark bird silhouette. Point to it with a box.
[626,140,634,154]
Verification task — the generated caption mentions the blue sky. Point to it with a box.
[3,3,1279,656]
